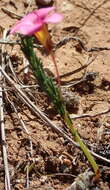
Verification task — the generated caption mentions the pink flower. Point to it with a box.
[10,7,63,36]
[10,7,63,85]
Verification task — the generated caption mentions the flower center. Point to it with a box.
[34,24,53,53]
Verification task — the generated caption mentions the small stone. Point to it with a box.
[35,0,54,6]
[63,158,72,167]
[40,176,47,184]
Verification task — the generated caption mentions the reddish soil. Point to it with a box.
[0,0,110,189]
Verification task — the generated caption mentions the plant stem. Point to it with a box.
[21,36,100,178]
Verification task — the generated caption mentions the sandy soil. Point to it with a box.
[0,0,110,189]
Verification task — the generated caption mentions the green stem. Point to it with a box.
[64,110,99,175]
[21,36,100,176]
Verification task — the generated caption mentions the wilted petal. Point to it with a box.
[44,13,63,23]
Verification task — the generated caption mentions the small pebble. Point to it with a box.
[35,0,54,6]
[63,158,71,167]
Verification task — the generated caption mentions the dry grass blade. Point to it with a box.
[26,163,29,189]
[70,108,110,119]
[25,0,33,14]
[0,30,11,190]
[0,65,77,146]
[1,66,110,164]
[60,55,97,81]
[55,36,110,53]
[0,79,11,190]
[61,55,97,87]
[1,8,22,19]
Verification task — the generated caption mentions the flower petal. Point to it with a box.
[10,21,22,34]
[10,11,42,35]
[10,22,42,35]
[35,7,55,19]
[21,12,38,24]
[44,13,63,23]
[10,7,63,36]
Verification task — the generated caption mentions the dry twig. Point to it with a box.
[25,0,33,14]
[55,36,110,53]
[61,55,97,87]
[70,108,110,119]
[59,56,93,79]
[1,8,22,19]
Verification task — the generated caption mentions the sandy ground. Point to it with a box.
[0,0,110,189]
